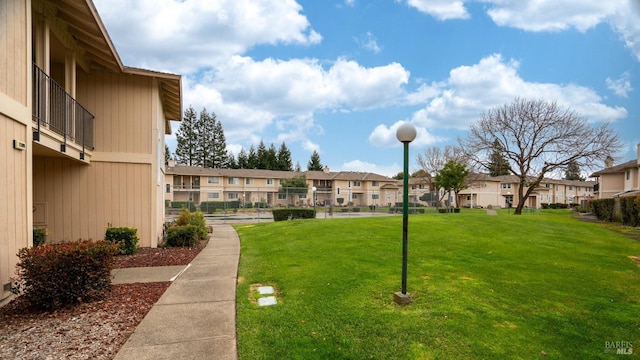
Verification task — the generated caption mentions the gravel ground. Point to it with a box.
[0,242,207,360]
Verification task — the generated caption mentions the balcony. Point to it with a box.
[173,185,201,191]
[32,64,94,160]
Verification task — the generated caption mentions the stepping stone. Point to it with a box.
[257,286,275,295]
[258,296,277,306]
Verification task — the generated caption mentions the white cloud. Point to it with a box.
[407,54,627,130]
[94,0,321,73]
[406,0,470,20]
[404,0,640,61]
[183,56,409,146]
[356,32,382,53]
[606,72,633,97]
[339,159,401,177]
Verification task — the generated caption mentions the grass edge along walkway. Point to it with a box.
[235,210,640,359]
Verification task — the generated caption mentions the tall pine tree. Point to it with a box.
[564,159,585,181]
[175,106,199,166]
[212,118,229,168]
[195,109,213,168]
[276,142,293,171]
[307,150,323,171]
[487,139,511,176]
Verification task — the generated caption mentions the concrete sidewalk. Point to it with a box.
[113,224,240,360]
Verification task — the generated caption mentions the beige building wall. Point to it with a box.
[32,71,165,248]
[0,0,32,301]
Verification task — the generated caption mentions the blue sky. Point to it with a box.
[94,0,640,177]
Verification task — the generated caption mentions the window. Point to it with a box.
[501,183,512,189]
[165,184,171,193]
[299,194,307,199]
[467,195,472,201]
[278,193,287,200]
[246,178,253,185]
[228,177,239,185]
[208,176,219,184]
[372,181,379,187]
[627,170,631,180]
[372,194,379,200]
[569,186,573,190]
[228,193,239,200]
[545,183,550,188]
[337,187,340,195]
[208,192,220,199]
[353,181,361,187]
[352,194,358,199]
[267,178,274,185]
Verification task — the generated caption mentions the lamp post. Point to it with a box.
[312,186,317,218]
[394,123,416,305]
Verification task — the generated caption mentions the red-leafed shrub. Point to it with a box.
[12,240,118,310]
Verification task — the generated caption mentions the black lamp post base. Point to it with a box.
[393,292,412,305]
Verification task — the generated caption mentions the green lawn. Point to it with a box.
[235,210,640,359]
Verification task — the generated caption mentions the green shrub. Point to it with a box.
[541,203,550,209]
[12,240,117,310]
[245,201,253,208]
[200,201,216,214]
[620,195,640,227]
[272,208,316,221]
[165,225,199,247]
[590,198,617,222]
[171,201,196,211]
[105,227,139,255]
[33,228,46,247]
[175,208,208,241]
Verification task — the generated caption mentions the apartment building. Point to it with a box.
[1,0,181,302]
[591,144,640,199]
[165,164,398,208]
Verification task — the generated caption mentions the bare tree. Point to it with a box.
[460,98,622,215]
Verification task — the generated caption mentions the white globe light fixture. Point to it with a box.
[394,122,416,305]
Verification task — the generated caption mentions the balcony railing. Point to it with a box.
[173,185,201,191]
[32,64,95,156]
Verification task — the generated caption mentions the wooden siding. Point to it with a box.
[77,70,153,154]
[33,157,154,247]
[0,0,28,105]
[0,114,30,299]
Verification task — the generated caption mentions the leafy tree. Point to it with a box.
[487,139,511,176]
[278,175,309,206]
[434,160,470,209]
[175,106,199,166]
[392,172,404,180]
[276,142,293,171]
[564,159,585,181]
[416,145,465,207]
[461,98,621,215]
[307,150,323,171]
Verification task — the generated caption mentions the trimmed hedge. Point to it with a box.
[619,195,640,227]
[590,198,617,222]
[105,227,139,255]
[171,201,196,211]
[272,208,316,221]
[199,201,241,213]
[12,240,118,309]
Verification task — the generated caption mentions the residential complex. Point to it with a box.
[591,144,640,199]
[0,0,181,303]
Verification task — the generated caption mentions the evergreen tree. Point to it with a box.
[164,144,171,166]
[307,150,323,171]
[487,139,511,176]
[195,108,213,168]
[212,115,229,168]
[247,145,258,169]
[226,150,238,169]
[237,148,249,169]
[256,141,268,169]
[565,159,585,181]
[295,161,302,172]
[265,143,278,170]
[175,106,199,166]
[276,142,293,171]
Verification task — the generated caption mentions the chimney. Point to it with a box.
[168,159,176,168]
[605,156,614,169]
[323,166,330,174]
